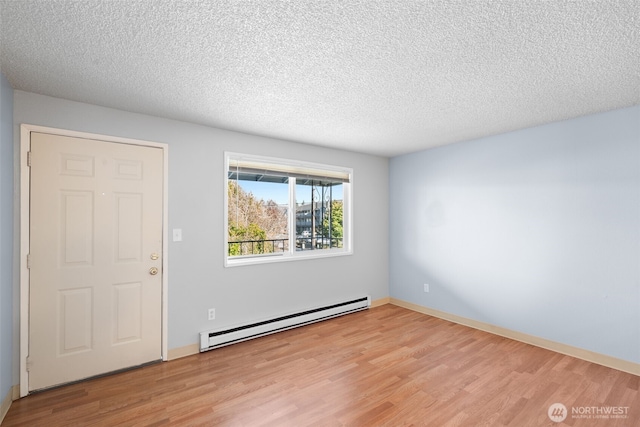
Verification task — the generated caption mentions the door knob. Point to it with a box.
[149,267,158,275]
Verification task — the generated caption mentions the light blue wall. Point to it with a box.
[390,105,640,363]
[13,91,389,354]
[0,73,14,401]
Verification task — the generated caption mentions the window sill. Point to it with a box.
[224,248,353,267]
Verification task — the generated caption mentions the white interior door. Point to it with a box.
[28,132,163,391]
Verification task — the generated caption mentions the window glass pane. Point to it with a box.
[228,177,289,257]
[295,181,344,251]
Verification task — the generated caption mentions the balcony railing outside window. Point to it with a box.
[228,238,288,256]
[228,237,343,256]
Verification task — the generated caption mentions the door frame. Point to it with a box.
[19,124,169,397]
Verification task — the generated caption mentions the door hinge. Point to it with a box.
[27,151,32,167]
[26,356,32,372]
[26,254,31,269]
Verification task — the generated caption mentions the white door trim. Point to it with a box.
[19,124,169,397]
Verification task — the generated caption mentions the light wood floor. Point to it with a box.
[4,304,639,426]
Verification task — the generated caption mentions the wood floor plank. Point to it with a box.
[4,304,639,426]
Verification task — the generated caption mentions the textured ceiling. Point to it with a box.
[1,0,639,157]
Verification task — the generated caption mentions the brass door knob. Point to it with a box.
[149,267,159,275]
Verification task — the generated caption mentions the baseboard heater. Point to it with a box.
[199,296,370,352]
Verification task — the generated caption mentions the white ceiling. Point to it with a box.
[1,1,638,157]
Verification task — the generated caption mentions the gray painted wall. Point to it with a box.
[13,91,389,358]
[1,73,14,401]
[390,105,640,363]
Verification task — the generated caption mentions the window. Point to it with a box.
[225,153,352,266]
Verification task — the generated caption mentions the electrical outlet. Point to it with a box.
[424,283,429,293]
[208,308,215,320]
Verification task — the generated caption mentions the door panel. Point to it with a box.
[58,287,93,354]
[113,282,143,344]
[115,193,143,262]
[61,190,94,265]
[29,132,163,391]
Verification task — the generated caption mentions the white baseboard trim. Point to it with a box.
[371,297,390,308]
[0,385,17,424]
[168,343,200,360]
[390,298,640,376]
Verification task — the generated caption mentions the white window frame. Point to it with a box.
[224,152,353,267]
